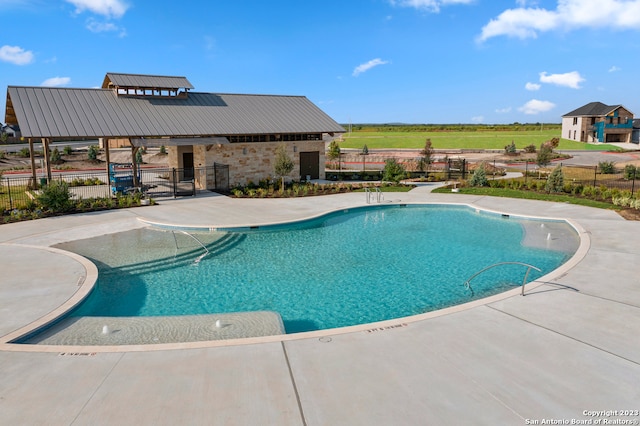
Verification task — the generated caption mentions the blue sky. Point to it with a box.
[2,0,640,125]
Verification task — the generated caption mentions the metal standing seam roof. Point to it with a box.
[102,73,194,90]
[5,86,346,139]
[562,102,631,117]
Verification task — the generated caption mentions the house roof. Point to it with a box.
[102,72,194,90]
[562,101,631,117]
[4,86,345,139]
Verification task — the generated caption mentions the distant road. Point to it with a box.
[556,150,640,166]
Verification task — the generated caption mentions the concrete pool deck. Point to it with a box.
[1,186,639,425]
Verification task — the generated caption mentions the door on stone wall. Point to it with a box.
[182,152,194,180]
[299,151,319,180]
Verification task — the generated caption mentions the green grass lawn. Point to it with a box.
[432,186,621,210]
[339,130,616,151]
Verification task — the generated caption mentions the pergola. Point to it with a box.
[4,72,344,189]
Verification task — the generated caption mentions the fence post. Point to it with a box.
[172,168,177,198]
[632,167,636,197]
[6,177,13,210]
[593,165,597,187]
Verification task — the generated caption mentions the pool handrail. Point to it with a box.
[464,262,542,296]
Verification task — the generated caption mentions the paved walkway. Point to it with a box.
[1,187,639,425]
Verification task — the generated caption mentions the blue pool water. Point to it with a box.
[59,205,578,333]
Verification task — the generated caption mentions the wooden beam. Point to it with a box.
[41,138,52,182]
[28,138,37,189]
[104,138,111,190]
[131,143,140,187]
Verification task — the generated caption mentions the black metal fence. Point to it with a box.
[555,163,637,195]
[326,158,468,181]
[1,165,230,211]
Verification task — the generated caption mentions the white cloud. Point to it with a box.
[388,0,474,13]
[525,82,541,91]
[471,115,484,123]
[496,107,512,113]
[86,18,126,36]
[0,45,34,65]
[539,71,585,89]
[41,77,71,87]
[353,58,390,76]
[478,0,640,42]
[608,65,621,72]
[518,99,555,115]
[65,0,129,19]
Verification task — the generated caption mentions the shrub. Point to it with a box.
[571,184,584,195]
[623,164,637,180]
[582,185,595,198]
[469,163,488,187]
[63,146,73,155]
[382,158,406,183]
[50,147,62,164]
[545,165,564,193]
[523,144,537,153]
[19,147,30,158]
[87,145,100,161]
[159,145,167,155]
[37,180,72,213]
[488,179,503,188]
[135,149,143,164]
[598,161,616,174]
[504,141,516,154]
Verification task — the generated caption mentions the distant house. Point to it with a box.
[633,119,640,144]
[4,72,345,188]
[561,102,634,143]
[1,123,18,138]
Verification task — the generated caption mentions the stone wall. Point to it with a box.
[168,140,326,188]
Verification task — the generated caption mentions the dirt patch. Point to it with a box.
[617,208,640,221]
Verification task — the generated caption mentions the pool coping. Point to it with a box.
[0,201,591,353]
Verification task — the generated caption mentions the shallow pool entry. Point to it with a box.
[28,205,579,344]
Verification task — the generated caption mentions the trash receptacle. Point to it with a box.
[39,178,47,187]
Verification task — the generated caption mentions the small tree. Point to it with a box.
[135,148,143,164]
[504,141,517,154]
[37,180,72,213]
[273,143,294,190]
[545,164,564,193]
[419,138,434,172]
[159,145,167,155]
[87,145,100,161]
[382,158,406,183]
[361,144,369,172]
[469,162,489,187]
[548,137,560,149]
[536,142,553,168]
[624,164,637,180]
[0,131,8,143]
[50,147,62,164]
[327,140,341,170]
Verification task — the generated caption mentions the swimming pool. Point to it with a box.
[23,204,579,345]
